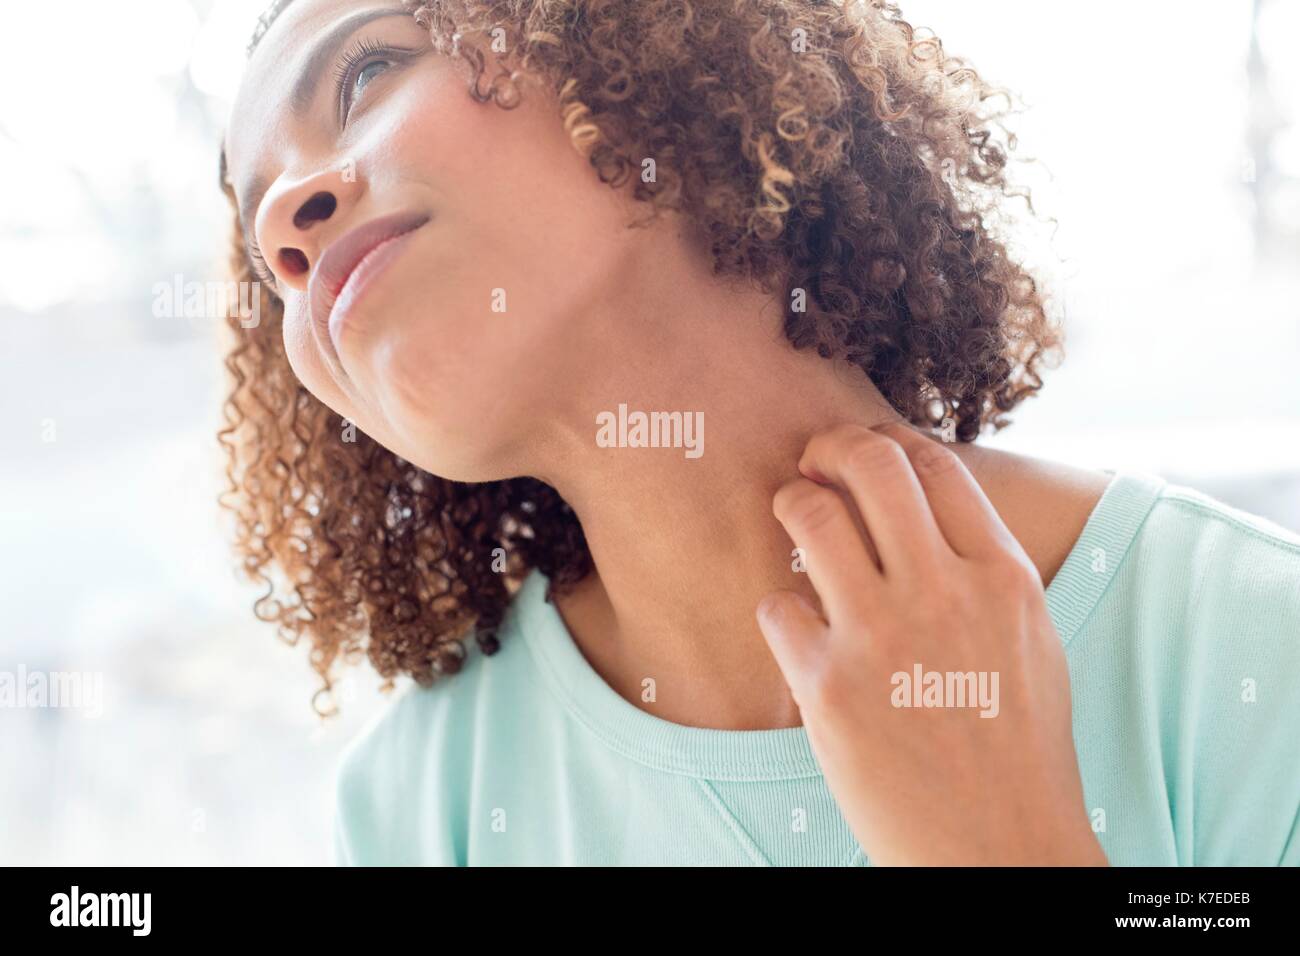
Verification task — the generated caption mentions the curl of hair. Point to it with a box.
[220,0,1062,713]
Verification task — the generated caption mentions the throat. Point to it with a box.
[550,546,808,732]
[542,441,1110,733]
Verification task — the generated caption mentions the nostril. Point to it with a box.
[278,248,310,276]
[293,191,337,230]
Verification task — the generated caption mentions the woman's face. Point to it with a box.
[224,0,645,481]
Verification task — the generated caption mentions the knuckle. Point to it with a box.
[820,422,873,446]
[911,440,960,477]
[843,433,906,476]
[993,553,1041,592]
[773,481,844,535]
[800,662,850,714]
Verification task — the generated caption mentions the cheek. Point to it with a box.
[280,296,347,415]
[379,76,631,341]
[330,65,642,470]
[382,64,625,271]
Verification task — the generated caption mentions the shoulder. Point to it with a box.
[331,676,465,866]
[1134,478,1300,610]
[1105,477,1300,863]
[331,619,533,865]
[1069,469,1300,645]
[956,444,1115,588]
[1127,478,1300,694]
[335,665,474,795]
[1149,478,1300,550]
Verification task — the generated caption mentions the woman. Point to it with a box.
[217,0,1300,865]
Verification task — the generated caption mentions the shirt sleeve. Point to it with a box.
[1165,499,1300,865]
[329,683,465,866]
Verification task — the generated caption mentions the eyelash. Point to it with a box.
[333,36,417,125]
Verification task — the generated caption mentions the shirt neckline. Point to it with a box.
[509,468,1167,781]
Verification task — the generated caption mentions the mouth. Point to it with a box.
[307,210,431,359]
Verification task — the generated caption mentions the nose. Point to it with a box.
[254,166,360,292]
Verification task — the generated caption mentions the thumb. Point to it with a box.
[755,589,829,693]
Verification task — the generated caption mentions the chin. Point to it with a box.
[352,381,515,481]
[321,308,535,479]
[387,426,522,485]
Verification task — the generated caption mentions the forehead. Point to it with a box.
[223,0,406,194]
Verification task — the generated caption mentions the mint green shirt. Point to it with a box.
[333,470,1300,865]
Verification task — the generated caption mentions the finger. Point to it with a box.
[772,476,880,624]
[797,423,949,579]
[756,589,830,695]
[825,483,884,571]
[872,421,1020,560]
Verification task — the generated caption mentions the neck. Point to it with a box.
[530,241,919,730]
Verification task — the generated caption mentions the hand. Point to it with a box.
[756,421,1107,866]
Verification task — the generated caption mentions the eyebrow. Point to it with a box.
[234,5,412,244]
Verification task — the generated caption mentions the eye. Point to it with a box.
[340,54,392,122]
[354,59,392,98]
[334,37,420,125]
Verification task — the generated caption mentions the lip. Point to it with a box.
[307,210,430,360]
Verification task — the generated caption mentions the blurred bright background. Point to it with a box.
[1,0,1297,864]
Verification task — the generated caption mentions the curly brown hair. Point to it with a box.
[218,0,1061,714]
